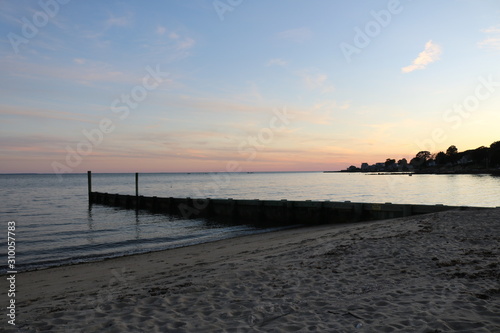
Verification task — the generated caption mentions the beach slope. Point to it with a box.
[13,208,500,332]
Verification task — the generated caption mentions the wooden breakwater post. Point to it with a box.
[135,172,139,210]
[87,171,92,205]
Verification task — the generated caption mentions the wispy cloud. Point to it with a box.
[156,26,166,35]
[1,105,100,124]
[276,27,312,43]
[267,58,288,67]
[147,29,196,55]
[301,101,350,125]
[162,95,270,115]
[478,25,500,50]
[105,13,133,28]
[0,58,135,85]
[299,69,335,93]
[0,134,73,155]
[401,40,442,73]
[176,37,195,51]
[478,38,500,50]
[73,58,87,65]
[481,25,500,34]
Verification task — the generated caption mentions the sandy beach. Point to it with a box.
[9,208,500,332]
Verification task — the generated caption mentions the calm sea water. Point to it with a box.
[1,172,499,273]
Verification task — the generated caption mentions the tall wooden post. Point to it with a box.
[135,172,139,210]
[135,172,139,197]
[87,171,92,205]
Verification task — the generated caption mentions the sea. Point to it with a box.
[1,172,499,273]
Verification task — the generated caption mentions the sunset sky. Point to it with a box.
[1,0,500,174]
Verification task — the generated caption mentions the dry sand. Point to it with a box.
[7,208,500,332]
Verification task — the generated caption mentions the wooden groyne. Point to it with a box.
[87,172,490,227]
[89,191,482,227]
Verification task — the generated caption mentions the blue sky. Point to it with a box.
[1,0,500,174]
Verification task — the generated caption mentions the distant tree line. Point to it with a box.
[409,140,500,170]
[345,140,500,173]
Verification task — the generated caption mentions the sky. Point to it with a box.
[1,0,500,174]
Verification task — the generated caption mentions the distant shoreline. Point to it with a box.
[330,169,500,176]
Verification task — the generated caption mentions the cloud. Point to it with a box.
[478,25,500,50]
[299,69,335,93]
[158,29,195,51]
[1,58,135,85]
[176,37,195,51]
[0,105,99,124]
[401,40,442,73]
[164,95,270,115]
[302,100,351,125]
[73,58,86,65]
[478,38,500,50]
[276,27,312,43]
[139,29,196,62]
[267,58,288,67]
[156,26,166,35]
[481,25,500,34]
[304,72,327,88]
[105,13,133,28]
[0,134,73,155]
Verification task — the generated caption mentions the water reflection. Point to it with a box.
[135,210,141,242]
[86,204,95,244]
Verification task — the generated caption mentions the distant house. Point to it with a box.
[361,163,369,171]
